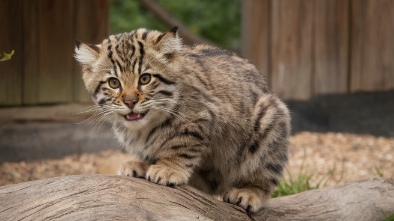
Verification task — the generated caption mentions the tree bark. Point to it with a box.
[0,175,393,221]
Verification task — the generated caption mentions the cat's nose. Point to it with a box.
[123,97,139,109]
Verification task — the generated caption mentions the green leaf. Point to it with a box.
[0,50,14,61]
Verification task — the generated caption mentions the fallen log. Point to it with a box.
[0,175,393,221]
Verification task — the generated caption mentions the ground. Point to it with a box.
[0,90,393,188]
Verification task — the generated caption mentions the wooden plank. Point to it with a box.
[22,0,40,105]
[270,0,314,100]
[314,0,349,95]
[38,0,74,103]
[241,0,270,81]
[73,0,109,102]
[0,0,23,106]
[350,0,394,92]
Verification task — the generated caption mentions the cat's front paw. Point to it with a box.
[118,160,148,178]
[146,164,190,187]
[224,187,268,213]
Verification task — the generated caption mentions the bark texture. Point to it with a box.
[0,175,393,221]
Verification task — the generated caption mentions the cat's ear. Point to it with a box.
[154,26,182,57]
[74,39,101,66]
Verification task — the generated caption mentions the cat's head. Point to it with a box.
[74,27,182,129]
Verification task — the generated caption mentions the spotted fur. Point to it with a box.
[75,27,290,213]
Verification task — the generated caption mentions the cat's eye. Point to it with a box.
[139,74,151,85]
[108,78,120,89]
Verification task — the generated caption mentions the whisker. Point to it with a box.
[150,107,192,124]
[74,109,104,125]
[94,111,115,134]
[72,107,102,115]
[89,109,113,132]
[71,105,101,115]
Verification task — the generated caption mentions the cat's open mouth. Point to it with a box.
[124,111,148,121]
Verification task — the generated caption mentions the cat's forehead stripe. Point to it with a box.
[115,62,122,77]
[130,45,136,60]
[105,32,148,76]
[106,37,120,77]
[132,59,137,74]
[137,41,145,74]
[142,31,148,40]
[115,44,122,61]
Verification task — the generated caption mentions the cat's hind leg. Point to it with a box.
[223,186,269,213]
[224,94,291,213]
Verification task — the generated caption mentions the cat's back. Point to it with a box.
[181,45,266,83]
[177,44,269,106]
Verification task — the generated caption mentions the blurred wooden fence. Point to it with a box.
[242,0,394,100]
[0,0,108,106]
[1,0,393,105]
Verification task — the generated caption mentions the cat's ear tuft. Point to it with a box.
[169,26,179,34]
[74,40,101,66]
[154,26,182,57]
[75,39,82,49]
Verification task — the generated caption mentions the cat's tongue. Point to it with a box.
[125,112,143,121]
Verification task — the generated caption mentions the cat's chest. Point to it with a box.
[113,125,159,158]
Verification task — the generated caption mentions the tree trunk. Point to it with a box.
[0,175,393,221]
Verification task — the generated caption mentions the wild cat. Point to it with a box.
[74,27,290,213]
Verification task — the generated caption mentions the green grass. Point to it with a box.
[272,168,394,221]
[374,166,385,178]
[386,214,394,221]
[273,167,328,198]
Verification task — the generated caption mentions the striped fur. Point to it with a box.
[75,27,290,213]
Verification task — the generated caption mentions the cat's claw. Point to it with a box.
[223,187,268,213]
[146,164,189,187]
[118,160,148,178]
